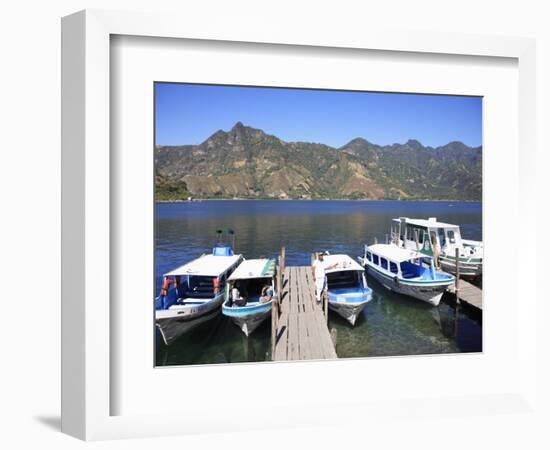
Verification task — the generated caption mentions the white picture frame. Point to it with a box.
[61,9,538,441]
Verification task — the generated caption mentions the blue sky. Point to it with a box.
[155,83,482,148]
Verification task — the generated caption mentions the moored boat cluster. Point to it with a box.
[155,218,483,346]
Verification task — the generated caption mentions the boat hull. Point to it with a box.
[365,266,451,306]
[439,254,482,278]
[327,288,372,326]
[156,294,224,345]
[398,237,483,278]
[222,301,273,337]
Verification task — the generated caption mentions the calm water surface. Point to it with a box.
[155,200,482,366]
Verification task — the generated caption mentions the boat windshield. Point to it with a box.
[327,270,361,290]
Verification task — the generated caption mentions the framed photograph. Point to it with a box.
[62,9,537,440]
[153,83,483,366]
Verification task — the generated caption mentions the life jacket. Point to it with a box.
[160,278,172,297]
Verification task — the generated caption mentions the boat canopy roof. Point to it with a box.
[392,217,459,229]
[164,254,242,277]
[228,258,276,280]
[322,254,364,273]
[367,244,429,263]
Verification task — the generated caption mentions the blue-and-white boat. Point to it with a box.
[322,254,373,325]
[222,258,277,336]
[155,243,243,346]
[359,243,454,306]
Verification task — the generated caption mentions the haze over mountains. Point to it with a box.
[155,122,482,201]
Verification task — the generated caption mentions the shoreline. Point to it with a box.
[155,198,482,204]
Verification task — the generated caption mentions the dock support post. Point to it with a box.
[271,293,278,360]
[433,239,441,269]
[454,247,461,337]
[272,253,282,360]
[330,328,337,348]
[454,247,460,299]
[324,290,329,323]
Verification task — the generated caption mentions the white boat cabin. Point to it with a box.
[226,258,276,306]
[321,254,367,290]
[364,244,437,280]
[391,217,466,258]
[158,253,243,309]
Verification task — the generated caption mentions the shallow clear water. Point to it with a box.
[155,200,482,366]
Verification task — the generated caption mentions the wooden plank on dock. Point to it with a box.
[296,269,312,359]
[273,266,337,361]
[448,279,482,310]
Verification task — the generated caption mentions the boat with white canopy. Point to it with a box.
[359,243,454,306]
[391,217,483,278]
[322,254,373,325]
[222,258,277,336]
[155,241,243,346]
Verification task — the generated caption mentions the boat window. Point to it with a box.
[447,230,456,244]
[381,258,388,270]
[407,226,423,244]
[366,251,372,261]
[234,277,271,300]
[390,262,398,274]
[327,271,359,290]
[188,276,215,296]
[373,254,379,265]
[438,228,446,246]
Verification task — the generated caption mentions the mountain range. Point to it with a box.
[155,122,482,201]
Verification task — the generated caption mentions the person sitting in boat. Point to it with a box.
[259,284,274,304]
[312,252,338,303]
[231,281,247,307]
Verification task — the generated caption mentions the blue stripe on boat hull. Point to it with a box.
[327,287,373,325]
[222,300,273,336]
[365,266,450,306]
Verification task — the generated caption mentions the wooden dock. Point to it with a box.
[272,266,337,361]
[448,279,483,311]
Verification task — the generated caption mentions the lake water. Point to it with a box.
[155,200,482,366]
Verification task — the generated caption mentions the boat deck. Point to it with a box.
[273,266,337,361]
[448,279,482,310]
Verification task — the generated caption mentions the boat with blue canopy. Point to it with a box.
[222,258,277,336]
[359,243,454,306]
[155,229,243,346]
[321,254,373,326]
